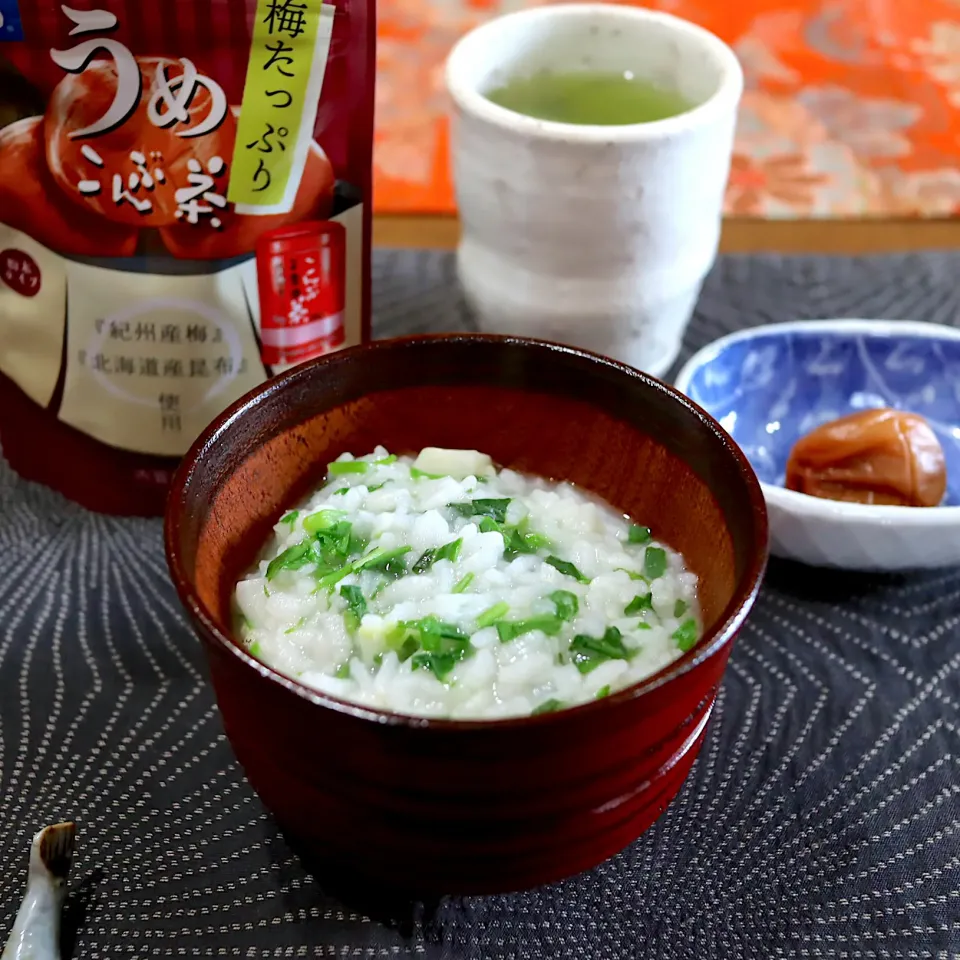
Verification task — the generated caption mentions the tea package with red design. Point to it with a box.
[0,0,374,514]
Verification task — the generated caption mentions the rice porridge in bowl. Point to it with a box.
[235,446,700,719]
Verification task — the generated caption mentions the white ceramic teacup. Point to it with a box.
[445,3,743,376]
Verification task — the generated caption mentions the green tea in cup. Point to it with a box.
[484,70,693,125]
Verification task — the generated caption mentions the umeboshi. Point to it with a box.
[159,140,336,260]
[0,117,138,257]
[45,56,237,229]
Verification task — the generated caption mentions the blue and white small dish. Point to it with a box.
[674,319,960,570]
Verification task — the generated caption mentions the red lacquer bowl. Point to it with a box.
[164,334,768,895]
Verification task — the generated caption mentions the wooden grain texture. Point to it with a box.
[373,215,960,253]
[165,334,768,894]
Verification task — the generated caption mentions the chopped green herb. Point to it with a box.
[374,455,398,465]
[410,466,443,480]
[596,685,611,699]
[401,616,469,646]
[532,698,564,715]
[385,623,415,652]
[502,518,552,560]
[411,651,461,681]
[248,641,262,658]
[476,601,509,629]
[284,617,306,635]
[263,584,270,597]
[388,616,473,678]
[340,584,368,632]
[643,546,668,580]
[308,519,354,570]
[549,590,579,621]
[280,510,299,525]
[347,532,369,556]
[314,538,404,596]
[496,615,563,644]
[570,627,632,674]
[335,662,351,679]
[449,498,511,524]
[373,652,384,668]
[334,487,350,496]
[367,482,386,492]
[545,555,591,584]
[624,593,653,616]
[329,460,369,475]
[436,538,464,564]
[395,636,419,661]
[353,545,412,574]
[476,513,551,563]
[628,524,651,544]
[266,541,313,580]
[413,538,463,574]
[521,527,552,551]
[309,519,351,548]
[673,619,699,652]
[303,508,347,534]
[314,566,352,591]
[674,599,688,618]
[452,573,474,594]
[616,568,648,582]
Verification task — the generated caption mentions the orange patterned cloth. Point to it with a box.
[375,0,960,217]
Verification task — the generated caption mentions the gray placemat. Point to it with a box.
[0,249,958,959]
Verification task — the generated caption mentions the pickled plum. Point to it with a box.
[785,409,947,507]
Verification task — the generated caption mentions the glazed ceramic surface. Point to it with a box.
[165,334,767,894]
[676,319,960,570]
[445,4,743,377]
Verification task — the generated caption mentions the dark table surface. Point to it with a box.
[0,248,958,958]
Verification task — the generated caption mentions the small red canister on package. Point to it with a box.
[256,222,347,368]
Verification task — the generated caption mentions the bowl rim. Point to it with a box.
[165,332,769,731]
[674,318,960,525]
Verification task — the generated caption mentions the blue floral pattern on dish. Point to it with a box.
[683,327,960,507]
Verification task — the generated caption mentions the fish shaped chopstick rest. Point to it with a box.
[2,823,76,960]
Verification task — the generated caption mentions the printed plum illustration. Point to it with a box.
[45,56,237,229]
[0,116,138,257]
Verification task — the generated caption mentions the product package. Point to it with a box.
[0,0,374,514]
